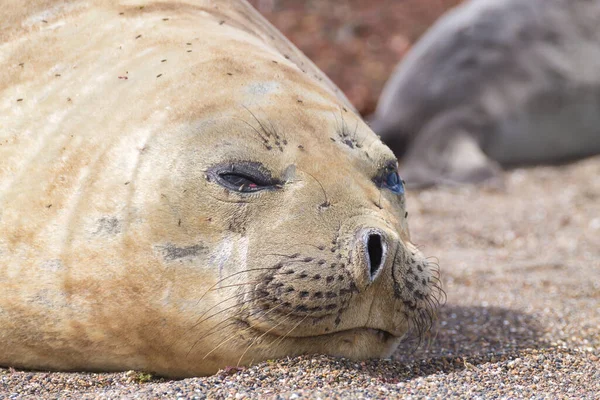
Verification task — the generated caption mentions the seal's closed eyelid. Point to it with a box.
[206,161,282,193]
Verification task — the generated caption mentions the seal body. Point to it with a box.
[0,0,441,377]
[370,0,600,187]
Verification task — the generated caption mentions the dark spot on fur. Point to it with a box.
[344,139,354,149]
[313,274,321,280]
[158,243,206,261]
[326,276,334,283]
[303,257,314,262]
[325,304,337,311]
[285,287,294,293]
[298,273,308,279]
[325,292,337,299]
[94,216,121,235]
[313,292,323,299]
[318,260,326,265]
[417,264,423,272]
[299,291,309,298]
[405,280,414,291]
[296,305,308,312]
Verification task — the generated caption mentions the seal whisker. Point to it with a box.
[208,281,261,292]
[262,252,302,258]
[201,302,285,360]
[187,303,274,357]
[196,267,281,305]
[193,288,261,326]
[192,291,269,330]
[230,116,271,145]
[270,314,308,350]
[235,309,297,367]
[297,167,330,208]
[241,105,283,151]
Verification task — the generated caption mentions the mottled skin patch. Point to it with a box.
[0,0,441,378]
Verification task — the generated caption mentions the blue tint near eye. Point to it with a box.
[383,171,405,195]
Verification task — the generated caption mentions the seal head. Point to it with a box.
[0,0,442,377]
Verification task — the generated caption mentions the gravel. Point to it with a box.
[2,157,599,399]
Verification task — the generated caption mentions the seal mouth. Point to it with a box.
[237,320,398,343]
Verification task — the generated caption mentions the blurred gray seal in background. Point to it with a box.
[370,0,600,187]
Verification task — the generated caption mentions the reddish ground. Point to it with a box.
[247,0,463,115]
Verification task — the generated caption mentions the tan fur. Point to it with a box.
[0,0,441,377]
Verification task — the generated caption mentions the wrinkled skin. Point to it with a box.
[0,0,442,377]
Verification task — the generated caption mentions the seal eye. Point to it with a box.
[208,161,280,193]
[218,173,265,192]
[376,165,405,195]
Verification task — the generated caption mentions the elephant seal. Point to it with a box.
[0,0,441,377]
[370,0,600,187]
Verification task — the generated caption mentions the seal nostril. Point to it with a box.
[367,234,383,279]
